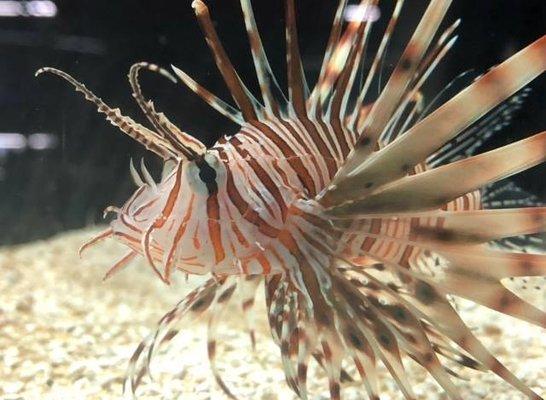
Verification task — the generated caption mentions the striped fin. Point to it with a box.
[312,2,367,107]
[192,0,260,121]
[295,315,315,400]
[124,279,218,396]
[279,292,301,396]
[308,0,347,114]
[207,281,239,400]
[379,20,460,147]
[353,271,462,398]
[285,0,308,118]
[128,62,206,159]
[238,276,261,349]
[483,180,544,209]
[321,337,344,400]
[265,276,285,344]
[358,254,544,399]
[348,0,405,128]
[329,0,376,120]
[266,280,300,394]
[351,225,546,282]
[323,34,546,204]
[412,207,546,244]
[429,252,546,327]
[344,247,544,399]
[494,234,546,256]
[326,131,546,216]
[171,65,244,125]
[345,208,546,254]
[335,275,417,399]
[428,89,531,167]
[349,0,452,155]
[239,0,285,116]
[403,277,543,399]
[35,67,176,159]
[482,182,546,253]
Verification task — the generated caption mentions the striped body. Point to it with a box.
[111,113,479,280]
[111,117,342,276]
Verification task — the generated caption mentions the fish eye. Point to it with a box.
[196,157,217,186]
[186,152,223,195]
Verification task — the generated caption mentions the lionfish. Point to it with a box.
[37,0,546,399]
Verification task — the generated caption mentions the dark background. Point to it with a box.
[0,0,545,245]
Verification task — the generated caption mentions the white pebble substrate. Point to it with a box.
[0,228,544,400]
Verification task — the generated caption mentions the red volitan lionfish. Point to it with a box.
[37,0,546,399]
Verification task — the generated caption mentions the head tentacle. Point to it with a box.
[128,62,206,160]
[35,67,177,159]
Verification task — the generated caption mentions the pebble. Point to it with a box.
[3,381,24,394]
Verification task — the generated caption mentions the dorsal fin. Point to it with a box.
[192,0,261,122]
[239,0,286,117]
[285,0,308,118]
[321,35,546,207]
[171,64,244,125]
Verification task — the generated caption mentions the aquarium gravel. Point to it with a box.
[0,228,544,399]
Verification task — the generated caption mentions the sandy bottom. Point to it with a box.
[1,228,545,400]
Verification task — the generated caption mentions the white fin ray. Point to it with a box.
[321,35,546,206]
[326,131,546,216]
